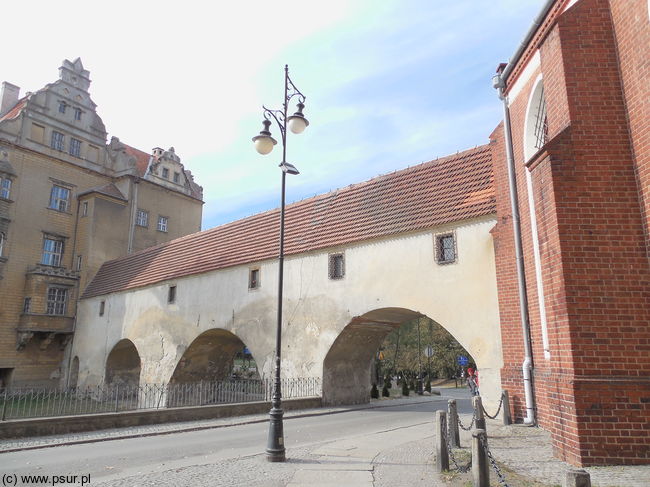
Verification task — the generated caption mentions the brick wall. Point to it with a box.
[492,0,650,466]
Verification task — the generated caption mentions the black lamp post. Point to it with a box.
[252,65,309,463]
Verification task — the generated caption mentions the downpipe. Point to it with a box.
[493,72,536,426]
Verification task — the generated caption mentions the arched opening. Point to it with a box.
[169,329,260,384]
[105,339,141,387]
[523,76,548,162]
[68,356,79,389]
[322,308,476,405]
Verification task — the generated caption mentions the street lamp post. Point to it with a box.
[252,65,309,463]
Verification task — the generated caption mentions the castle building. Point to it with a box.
[0,58,203,388]
[491,0,650,466]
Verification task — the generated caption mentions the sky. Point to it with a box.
[2,0,545,230]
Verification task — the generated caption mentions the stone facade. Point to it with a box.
[491,0,650,466]
[0,59,203,388]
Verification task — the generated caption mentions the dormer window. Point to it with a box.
[162,167,169,179]
[173,172,180,184]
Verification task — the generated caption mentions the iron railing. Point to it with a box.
[0,377,322,420]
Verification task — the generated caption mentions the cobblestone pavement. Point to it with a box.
[2,392,649,486]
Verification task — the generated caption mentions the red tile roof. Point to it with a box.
[0,96,28,122]
[122,144,151,177]
[82,145,495,299]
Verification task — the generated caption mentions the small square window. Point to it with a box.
[162,167,169,179]
[173,172,180,183]
[157,216,168,232]
[435,233,456,264]
[328,253,345,280]
[168,285,177,304]
[136,209,148,227]
[249,268,260,289]
[99,300,105,316]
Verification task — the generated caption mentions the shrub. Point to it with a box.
[424,379,431,393]
[370,383,379,399]
[402,380,410,396]
[382,385,390,397]
[384,376,392,388]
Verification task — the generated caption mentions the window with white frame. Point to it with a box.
[51,131,65,151]
[42,237,64,266]
[435,233,456,264]
[328,253,345,279]
[136,209,148,227]
[1,177,11,199]
[49,185,71,212]
[157,216,168,232]
[69,138,82,157]
[46,287,68,315]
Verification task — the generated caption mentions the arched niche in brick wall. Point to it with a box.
[523,75,548,162]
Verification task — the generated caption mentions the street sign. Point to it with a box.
[424,346,434,357]
[457,355,469,366]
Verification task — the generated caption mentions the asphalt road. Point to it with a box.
[1,391,472,486]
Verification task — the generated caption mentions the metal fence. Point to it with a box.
[0,377,322,420]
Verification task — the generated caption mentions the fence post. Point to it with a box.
[473,395,486,432]
[564,469,591,487]
[472,429,489,487]
[502,390,512,425]
[1,389,7,421]
[447,399,460,448]
[435,410,449,472]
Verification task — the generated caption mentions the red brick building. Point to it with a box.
[491,0,650,466]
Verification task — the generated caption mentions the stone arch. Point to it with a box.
[523,75,547,161]
[68,356,79,388]
[169,328,260,384]
[105,339,141,387]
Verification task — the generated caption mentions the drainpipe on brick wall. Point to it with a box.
[493,72,536,426]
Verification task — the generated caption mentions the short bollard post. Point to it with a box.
[502,390,512,425]
[435,410,449,472]
[473,395,486,432]
[563,469,591,487]
[447,399,460,448]
[472,429,489,487]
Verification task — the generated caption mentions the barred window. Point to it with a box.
[69,138,82,157]
[249,268,260,289]
[328,253,345,280]
[41,237,64,266]
[51,131,65,151]
[157,216,168,232]
[136,209,148,227]
[49,185,70,212]
[436,233,456,264]
[46,287,68,315]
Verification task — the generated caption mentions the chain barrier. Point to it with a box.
[442,414,472,473]
[479,432,510,487]
[481,392,504,420]
[457,407,477,431]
